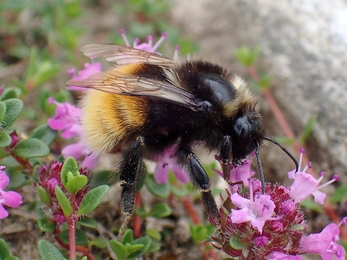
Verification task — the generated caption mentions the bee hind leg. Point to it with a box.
[175,148,220,225]
[118,136,145,239]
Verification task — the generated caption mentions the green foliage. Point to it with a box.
[12,138,50,158]
[37,218,55,233]
[55,185,73,216]
[38,240,66,260]
[234,46,260,67]
[229,234,251,250]
[330,185,347,204]
[61,157,88,193]
[0,239,10,259]
[136,202,172,218]
[77,185,109,215]
[189,223,215,244]
[1,99,23,129]
[110,230,152,260]
[145,174,170,198]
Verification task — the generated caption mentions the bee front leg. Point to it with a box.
[220,135,232,181]
[118,136,144,238]
[176,148,220,225]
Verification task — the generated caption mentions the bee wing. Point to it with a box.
[67,70,201,111]
[81,44,175,66]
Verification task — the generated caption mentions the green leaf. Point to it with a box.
[128,236,151,259]
[61,157,80,187]
[77,185,109,215]
[12,138,50,158]
[1,99,23,129]
[78,216,97,229]
[121,229,134,244]
[257,74,272,90]
[89,238,107,249]
[6,171,26,190]
[229,234,250,250]
[234,46,260,67]
[0,88,20,101]
[65,175,88,194]
[30,124,56,146]
[147,203,172,218]
[55,186,72,216]
[126,244,144,256]
[330,184,347,203]
[300,198,323,212]
[145,175,170,198]
[0,102,6,124]
[37,218,55,233]
[38,239,65,260]
[0,238,10,259]
[58,229,88,245]
[29,61,60,86]
[146,229,161,241]
[109,240,127,260]
[37,186,51,205]
[90,170,115,189]
[0,130,11,147]
[147,240,161,253]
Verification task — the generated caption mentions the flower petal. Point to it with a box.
[0,173,9,189]
[1,191,22,208]
[154,162,169,184]
[0,204,9,219]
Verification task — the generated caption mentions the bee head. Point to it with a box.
[230,110,263,166]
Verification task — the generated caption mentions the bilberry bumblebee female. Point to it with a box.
[67,44,297,236]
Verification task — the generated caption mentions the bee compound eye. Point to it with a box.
[233,117,251,139]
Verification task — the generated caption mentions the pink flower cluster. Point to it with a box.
[211,149,345,260]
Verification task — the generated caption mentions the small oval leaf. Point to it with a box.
[55,186,72,216]
[38,239,65,260]
[0,102,6,124]
[2,99,23,129]
[77,185,109,215]
[0,238,10,258]
[0,130,11,147]
[12,138,50,158]
[109,240,127,260]
[145,175,170,198]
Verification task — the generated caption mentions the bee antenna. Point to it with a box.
[262,137,299,173]
[255,141,265,194]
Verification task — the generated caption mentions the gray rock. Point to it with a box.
[172,0,347,179]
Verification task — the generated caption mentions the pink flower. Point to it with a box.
[154,146,189,184]
[0,166,22,219]
[48,98,99,170]
[299,218,347,260]
[62,142,99,170]
[229,180,276,233]
[120,29,167,53]
[67,62,102,91]
[47,98,83,139]
[289,149,338,204]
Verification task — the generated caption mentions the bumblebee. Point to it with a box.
[67,44,297,236]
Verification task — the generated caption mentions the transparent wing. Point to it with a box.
[81,44,175,66]
[67,69,201,111]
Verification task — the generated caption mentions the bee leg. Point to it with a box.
[176,148,220,225]
[118,136,144,239]
[220,135,232,181]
